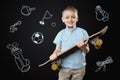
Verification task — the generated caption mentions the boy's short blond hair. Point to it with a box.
[62,6,78,16]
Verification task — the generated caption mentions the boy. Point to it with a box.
[49,6,90,80]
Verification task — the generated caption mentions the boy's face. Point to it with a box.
[62,10,78,28]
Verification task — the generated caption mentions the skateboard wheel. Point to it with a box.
[51,63,58,71]
[94,38,103,49]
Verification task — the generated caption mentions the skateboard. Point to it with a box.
[38,26,108,69]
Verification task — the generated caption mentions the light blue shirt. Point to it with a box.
[53,25,89,69]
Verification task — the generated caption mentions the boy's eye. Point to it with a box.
[65,16,76,19]
[65,16,69,19]
[71,16,75,18]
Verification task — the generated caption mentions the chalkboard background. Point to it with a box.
[1,0,118,80]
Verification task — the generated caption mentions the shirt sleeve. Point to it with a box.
[53,30,63,46]
[82,29,89,40]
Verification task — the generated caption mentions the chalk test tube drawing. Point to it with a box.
[39,10,53,25]
[10,21,22,33]
[95,5,109,22]
[20,5,36,16]
[6,42,30,72]
[95,56,113,72]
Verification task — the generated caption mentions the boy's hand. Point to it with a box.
[76,40,85,48]
[49,53,57,61]
[76,39,89,48]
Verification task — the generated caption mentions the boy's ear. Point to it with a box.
[77,16,79,21]
[61,17,64,22]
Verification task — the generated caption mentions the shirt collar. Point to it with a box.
[66,25,77,32]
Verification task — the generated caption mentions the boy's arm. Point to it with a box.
[49,44,61,61]
[76,39,90,53]
[81,44,90,53]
